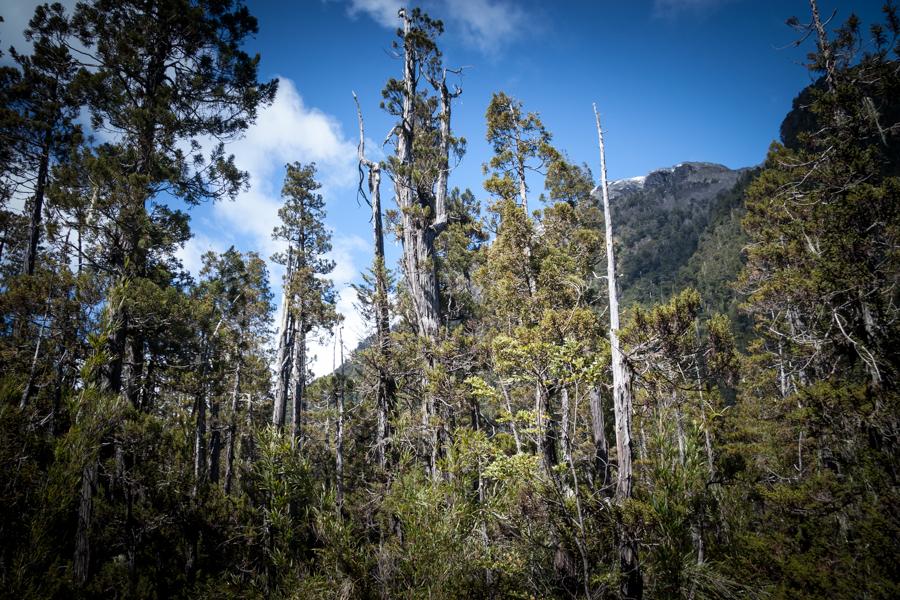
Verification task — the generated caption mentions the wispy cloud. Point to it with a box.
[341,0,530,54]
[652,0,735,19]
[449,0,529,54]
[345,0,404,28]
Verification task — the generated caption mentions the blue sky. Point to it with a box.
[0,0,885,373]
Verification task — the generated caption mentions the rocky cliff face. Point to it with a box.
[602,162,754,309]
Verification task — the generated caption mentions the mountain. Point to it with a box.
[605,162,756,316]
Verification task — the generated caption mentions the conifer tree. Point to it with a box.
[484,92,558,216]
[4,3,81,277]
[71,0,277,404]
[197,248,272,489]
[273,162,338,447]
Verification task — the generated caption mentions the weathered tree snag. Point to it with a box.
[272,247,293,428]
[589,386,610,489]
[353,92,396,470]
[336,327,345,512]
[560,385,572,468]
[808,0,836,92]
[593,103,642,600]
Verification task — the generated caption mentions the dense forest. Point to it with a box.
[0,1,898,598]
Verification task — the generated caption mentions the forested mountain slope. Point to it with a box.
[606,162,753,310]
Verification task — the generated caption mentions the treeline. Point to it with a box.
[0,1,898,599]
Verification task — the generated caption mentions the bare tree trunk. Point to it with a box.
[20,284,53,409]
[336,328,345,511]
[290,310,306,449]
[594,103,642,600]
[22,132,52,276]
[588,386,610,489]
[272,248,293,428]
[694,348,714,477]
[809,0,836,92]
[194,322,222,491]
[193,367,207,491]
[224,358,241,495]
[353,92,396,470]
[560,386,572,469]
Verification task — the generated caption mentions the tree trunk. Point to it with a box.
[22,131,52,276]
[594,103,642,599]
[809,0,836,92]
[336,328,345,511]
[511,118,538,297]
[209,391,222,484]
[354,92,396,470]
[20,284,53,409]
[193,333,214,491]
[588,386,610,489]
[272,247,294,428]
[536,381,559,476]
[395,9,443,341]
[560,386,572,469]
[73,460,97,585]
[393,12,460,477]
[289,310,306,449]
[500,381,522,453]
[224,358,241,495]
[193,376,207,490]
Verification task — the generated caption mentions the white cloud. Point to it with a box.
[340,0,528,54]
[345,0,403,28]
[447,0,528,54]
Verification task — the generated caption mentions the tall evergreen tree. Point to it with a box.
[71,0,277,404]
[272,162,338,447]
[0,4,82,277]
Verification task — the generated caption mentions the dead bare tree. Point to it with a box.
[593,103,643,600]
[353,92,397,470]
